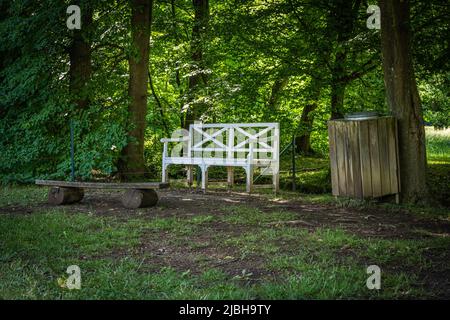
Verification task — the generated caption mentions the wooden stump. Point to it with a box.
[48,187,84,205]
[121,189,158,208]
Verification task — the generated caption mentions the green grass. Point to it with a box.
[426,127,450,160]
[1,195,448,299]
[0,185,47,207]
[426,127,450,207]
[221,205,298,225]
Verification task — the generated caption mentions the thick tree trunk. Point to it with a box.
[119,0,152,180]
[379,0,428,203]
[170,0,184,128]
[267,75,289,111]
[295,103,317,154]
[69,4,92,110]
[295,77,323,155]
[330,51,346,120]
[295,81,321,154]
[184,0,209,129]
[330,83,345,120]
[327,0,361,120]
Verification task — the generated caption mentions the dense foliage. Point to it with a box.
[0,0,449,184]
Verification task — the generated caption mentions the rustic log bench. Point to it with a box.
[35,180,169,209]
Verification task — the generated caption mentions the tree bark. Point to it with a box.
[330,50,347,120]
[379,0,428,203]
[119,0,152,180]
[267,75,289,111]
[295,78,322,154]
[295,103,317,154]
[330,79,345,119]
[184,0,209,129]
[327,0,362,120]
[69,4,93,110]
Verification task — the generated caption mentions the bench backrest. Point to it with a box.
[186,123,279,162]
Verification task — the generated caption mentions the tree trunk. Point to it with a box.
[295,81,321,154]
[295,103,317,154]
[184,0,209,129]
[267,75,289,111]
[379,0,428,203]
[330,51,346,120]
[327,0,361,120]
[69,4,92,110]
[119,0,152,180]
[170,0,184,128]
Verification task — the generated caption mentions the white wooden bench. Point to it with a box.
[161,123,280,193]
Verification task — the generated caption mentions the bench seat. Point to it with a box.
[35,180,169,189]
[164,157,273,167]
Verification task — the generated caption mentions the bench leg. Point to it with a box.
[48,187,84,205]
[162,164,169,183]
[122,189,158,209]
[201,165,208,193]
[227,167,234,191]
[273,170,280,194]
[246,166,253,193]
[186,165,194,188]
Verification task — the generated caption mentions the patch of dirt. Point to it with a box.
[419,247,450,299]
[137,216,275,279]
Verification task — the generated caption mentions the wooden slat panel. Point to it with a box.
[36,180,169,189]
[368,119,382,197]
[335,122,348,196]
[378,118,391,194]
[328,121,339,196]
[349,121,362,198]
[328,116,402,199]
[344,121,355,197]
[358,120,373,197]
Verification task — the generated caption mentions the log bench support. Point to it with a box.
[48,187,84,205]
[36,180,168,209]
[121,189,158,209]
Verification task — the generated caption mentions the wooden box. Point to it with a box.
[328,116,400,199]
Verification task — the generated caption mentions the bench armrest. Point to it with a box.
[161,137,190,143]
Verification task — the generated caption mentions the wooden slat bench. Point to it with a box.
[35,180,169,209]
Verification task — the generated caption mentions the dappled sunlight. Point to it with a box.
[1,0,449,301]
